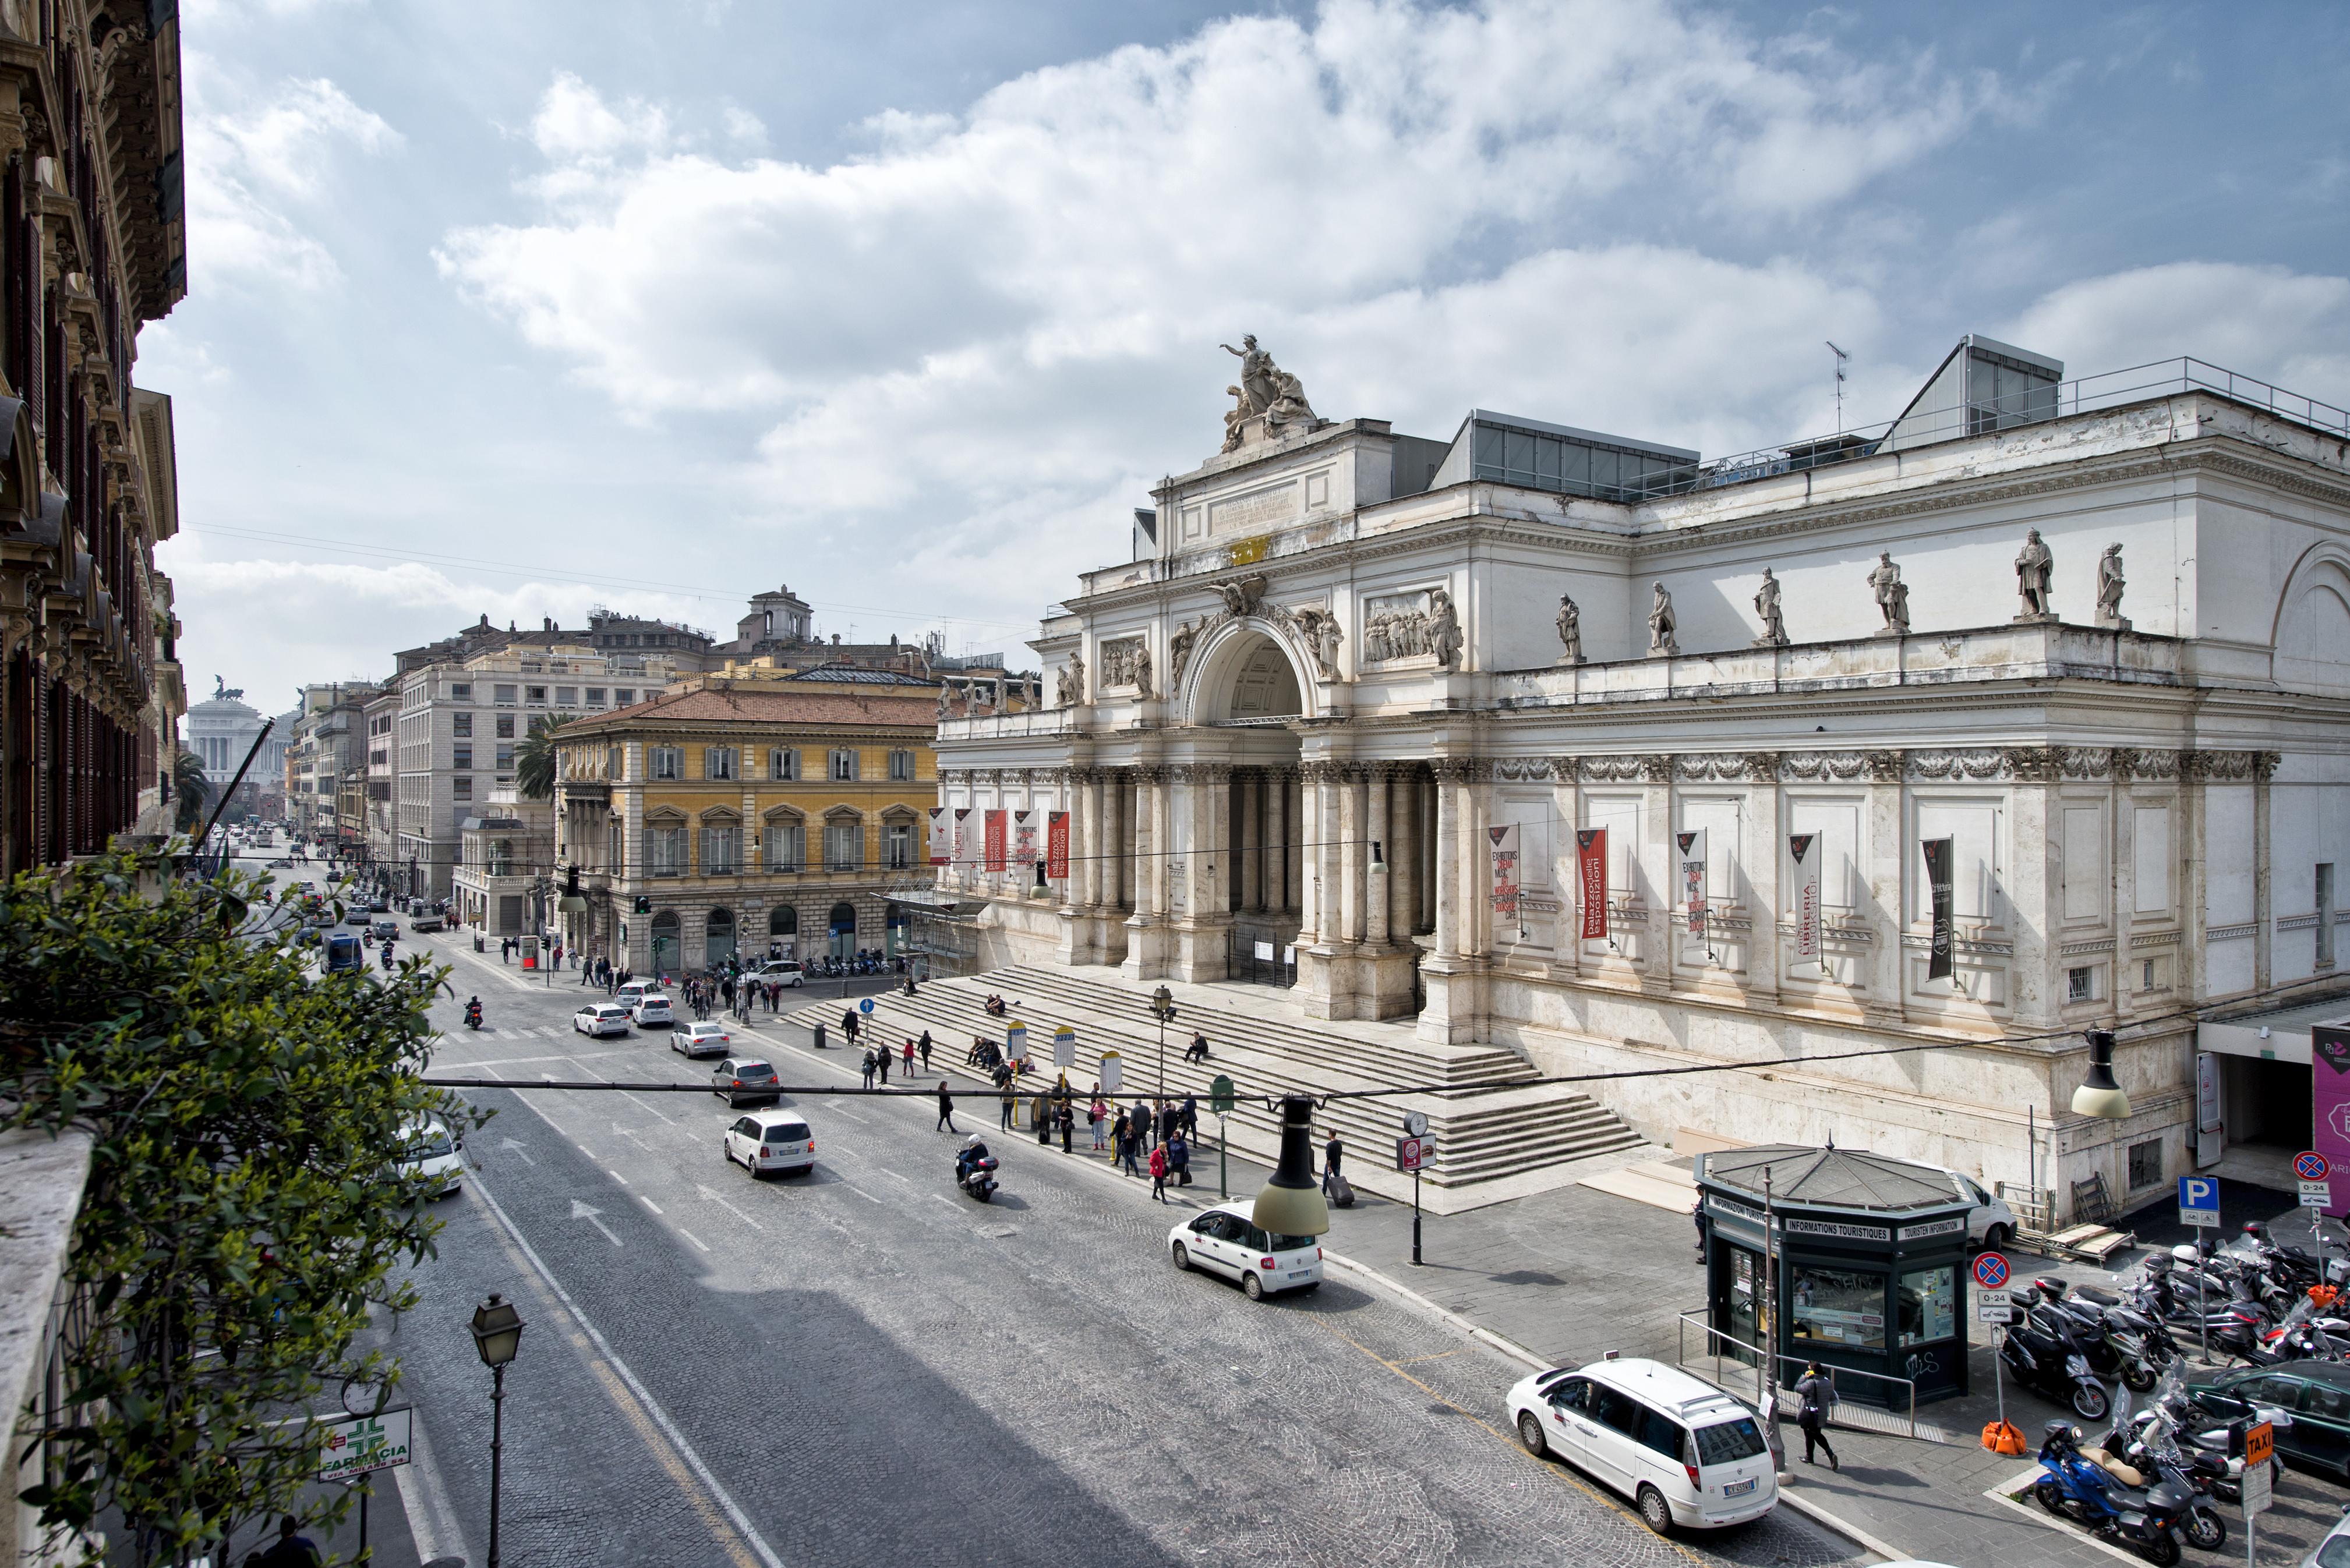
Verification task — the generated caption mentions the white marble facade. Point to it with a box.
[935,341,2350,1219]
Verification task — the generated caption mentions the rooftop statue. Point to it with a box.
[1217,335,1320,452]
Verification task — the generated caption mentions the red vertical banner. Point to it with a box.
[1576,827,1609,940]
[1046,810,1070,880]
[984,809,1008,872]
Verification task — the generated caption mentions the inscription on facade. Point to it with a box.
[1208,480,1299,535]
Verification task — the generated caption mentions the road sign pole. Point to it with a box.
[2199,1224,2208,1364]
[1412,1166,1423,1267]
[1218,1112,1228,1199]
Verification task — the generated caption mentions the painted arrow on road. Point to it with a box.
[571,1199,623,1246]
[612,1122,652,1149]
[695,1184,766,1232]
[499,1137,536,1166]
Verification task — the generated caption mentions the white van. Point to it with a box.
[394,1114,465,1199]
[1506,1357,1776,1534]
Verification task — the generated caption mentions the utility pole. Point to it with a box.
[1826,342,1849,432]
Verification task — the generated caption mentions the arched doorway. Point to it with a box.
[1186,625,1309,724]
[768,904,797,958]
[650,909,680,976]
[828,900,857,959]
[706,907,737,968]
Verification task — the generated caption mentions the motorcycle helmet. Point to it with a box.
[963,1134,984,1151]
[2171,1244,2201,1265]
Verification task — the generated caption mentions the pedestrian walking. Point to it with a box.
[1111,1109,1131,1168]
[1168,1130,1191,1188]
[1158,1099,1179,1146]
[1090,1093,1109,1150]
[1794,1362,1839,1470]
[936,1082,956,1134]
[918,1031,933,1074]
[1180,1094,1199,1140]
[1031,1092,1051,1145]
[1321,1132,1345,1195]
[842,1008,860,1045]
[999,1086,1016,1131]
[877,1046,892,1086]
[1133,1098,1153,1148]
[902,1038,916,1079]
[580,955,593,986]
[1148,1141,1169,1202]
[860,1047,877,1089]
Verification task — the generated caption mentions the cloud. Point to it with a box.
[2005,261,2350,406]
[185,66,402,289]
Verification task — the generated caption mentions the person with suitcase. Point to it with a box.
[1321,1131,1354,1207]
[1168,1130,1191,1187]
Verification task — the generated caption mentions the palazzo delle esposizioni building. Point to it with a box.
[932,334,2350,1220]
[0,0,187,874]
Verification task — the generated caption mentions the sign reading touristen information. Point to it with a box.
[1789,833,1823,961]
[1045,810,1069,882]
[1487,823,1520,918]
[1576,828,1608,940]
[927,806,952,866]
[1921,836,1956,981]
[984,809,1008,873]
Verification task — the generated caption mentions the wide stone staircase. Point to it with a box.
[783,964,1644,1213]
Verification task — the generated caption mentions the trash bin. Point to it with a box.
[473,933,485,953]
[813,1023,827,1050]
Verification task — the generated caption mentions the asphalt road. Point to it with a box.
[232,855,1865,1567]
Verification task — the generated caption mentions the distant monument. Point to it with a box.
[1752,567,1788,648]
[2097,544,2130,631]
[2014,529,2056,622]
[1217,335,1323,452]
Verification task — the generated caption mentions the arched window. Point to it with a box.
[649,909,680,975]
[705,907,737,967]
[828,900,858,959]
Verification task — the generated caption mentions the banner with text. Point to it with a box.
[1576,827,1609,940]
[952,808,977,866]
[984,809,1009,872]
[1487,823,1521,919]
[2314,1027,2350,1219]
[1046,810,1070,881]
[1789,833,1823,961]
[1677,829,1706,936]
[1013,809,1039,873]
[1921,836,1956,981]
[927,806,952,866]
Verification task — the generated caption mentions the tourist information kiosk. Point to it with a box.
[1697,1145,1977,1405]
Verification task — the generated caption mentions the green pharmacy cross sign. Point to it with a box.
[317,1407,412,1481]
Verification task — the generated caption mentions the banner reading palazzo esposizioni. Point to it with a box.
[1575,827,1607,940]
[1046,810,1069,880]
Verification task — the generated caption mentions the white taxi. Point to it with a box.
[574,1003,631,1038]
[674,1020,731,1057]
[1167,1203,1323,1301]
[629,992,674,1028]
[1507,1357,1777,1534]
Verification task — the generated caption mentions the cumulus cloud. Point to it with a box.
[185,65,401,289]
[2004,261,2350,406]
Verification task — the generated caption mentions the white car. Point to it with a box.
[1942,1168,2018,1250]
[722,1113,814,1178]
[674,1020,732,1057]
[575,1003,631,1038]
[614,981,653,1011]
[755,960,804,986]
[630,992,674,1028]
[394,1114,464,1199]
[1167,1204,1323,1301]
[1507,1358,1776,1534]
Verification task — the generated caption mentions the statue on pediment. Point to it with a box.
[2097,543,2130,631]
[2015,529,2056,621]
[1555,593,1582,665]
[1169,619,1199,692]
[1869,553,1910,635]
[1217,335,1319,448]
[1646,582,1678,657]
[1753,567,1788,647]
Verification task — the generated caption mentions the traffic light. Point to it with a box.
[634,896,652,915]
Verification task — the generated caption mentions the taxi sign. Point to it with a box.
[1972,1252,2010,1290]
[2244,1421,2275,1517]
[2245,1420,2274,1470]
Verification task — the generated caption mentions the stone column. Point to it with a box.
[1264,770,1287,916]
[2180,751,2211,1001]
[2254,752,2277,994]
[2007,749,2060,1030]
[1390,765,1419,943]
[1347,765,1372,945]
[1863,750,1909,1022]
[1431,763,1461,960]
[1368,764,1392,947]
[1241,770,1264,913]
[1120,766,1165,981]
[2111,763,2136,1023]
[1743,753,1781,1001]
[1639,755,1674,991]
[1551,759,1581,976]
[1284,770,1303,914]
[1107,770,1128,910]
[1298,763,1326,943]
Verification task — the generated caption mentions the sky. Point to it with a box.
[150,0,2350,710]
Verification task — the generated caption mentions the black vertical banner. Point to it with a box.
[1922,837,1956,981]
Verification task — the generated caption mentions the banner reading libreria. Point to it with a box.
[1575,827,1608,940]
[1788,833,1822,961]
[1487,823,1520,918]
[984,809,1008,872]
[1676,829,1706,936]
[1046,810,1069,881]
[1921,837,1955,980]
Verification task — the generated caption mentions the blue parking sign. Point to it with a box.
[2177,1175,2220,1228]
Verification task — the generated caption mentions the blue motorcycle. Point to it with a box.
[2033,1421,2186,1566]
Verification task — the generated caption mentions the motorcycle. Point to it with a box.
[956,1153,1000,1203]
[2003,1297,2114,1420]
[464,1004,483,1031]
[2032,1278,2156,1393]
[2034,1420,2189,1566]
[2090,1386,2229,1552]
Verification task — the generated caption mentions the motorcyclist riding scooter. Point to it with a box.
[955,1134,999,1202]
[464,996,483,1031]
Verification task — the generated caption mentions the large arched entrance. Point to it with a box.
[650,909,680,976]
[705,907,737,968]
[828,900,858,959]
[1185,625,1307,725]
[768,904,798,957]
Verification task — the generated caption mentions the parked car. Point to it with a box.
[1939,1167,2017,1250]
[674,1021,732,1057]
[722,1113,814,1178]
[1168,1203,1323,1301]
[755,960,805,986]
[2189,1361,2350,1482]
[2302,1503,2350,1568]
[1506,1358,1777,1534]
[393,1114,464,1199]
[630,992,674,1028]
[575,1004,632,1039]
[712,1059,781,1108]
[410,911,445,933]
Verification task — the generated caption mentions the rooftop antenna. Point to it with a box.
[1826,341,1849,432]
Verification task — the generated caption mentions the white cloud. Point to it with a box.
[2004,261,2350,407]
[184,64,401,289]
[529,70,672,163]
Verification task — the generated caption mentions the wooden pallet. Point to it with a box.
[2017,1223,2137,1265]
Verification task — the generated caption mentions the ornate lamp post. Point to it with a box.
[1149,984,1177,1108]
[468,1292,526,1568]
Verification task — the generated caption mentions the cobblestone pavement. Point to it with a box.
[383,928,1864,1568]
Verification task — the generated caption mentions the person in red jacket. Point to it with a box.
[1148,1141,1169,1203]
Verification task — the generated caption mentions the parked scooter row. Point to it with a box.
[2001,1273,2175,1418]
[2130,1233,2350,1367]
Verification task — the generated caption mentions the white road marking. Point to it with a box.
[621,1091,674,1124]
[677,1229,713,1254]
[468,1174,783,1567]
[828,1104,868,1124]
[640,1197,663,1214]
[695,1184,766,1231]
[840,1184,881,1204]
[391,1408,470,1566]
[880,1169,912,1185]
[609,1169,629,1184]
[571,1199,623,1246]
[930,1194,961,1211]
[498,1137,536,1166]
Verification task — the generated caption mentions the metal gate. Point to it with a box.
[1228,931,1296,988]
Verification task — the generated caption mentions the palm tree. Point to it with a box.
[515,713,577,800]
[172,749,211,835]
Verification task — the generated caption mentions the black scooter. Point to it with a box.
[956,1153,999,1202]
[2003,1299,2112,1420]
[464,1004,483,1031]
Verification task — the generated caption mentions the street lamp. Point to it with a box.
[1253,1093,1331,1238]
[1149,984,1177,1108]
[2071,1028,2131,1119]
[468,1292,526,1568]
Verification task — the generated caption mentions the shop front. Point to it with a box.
[1697,1145,1975,1407]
